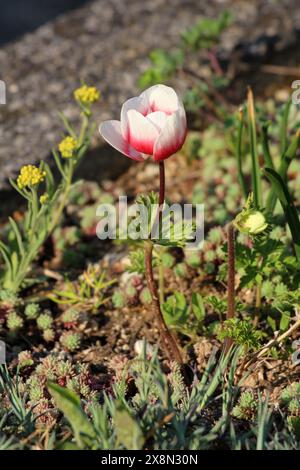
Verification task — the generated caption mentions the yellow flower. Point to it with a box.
[74,85,100,105]
[40,193,49,205]
[58,136,78,158]
[17,165,46,190]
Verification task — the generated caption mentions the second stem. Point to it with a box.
[144,161,183,364]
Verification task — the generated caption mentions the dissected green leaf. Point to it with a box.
[192,292,206,322]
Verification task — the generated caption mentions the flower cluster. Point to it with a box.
[17,165,46,190]
[74,85,100,105]
[58,136,78,158]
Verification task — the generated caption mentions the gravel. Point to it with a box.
[0,0,300,188]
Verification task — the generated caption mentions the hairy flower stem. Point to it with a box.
[157,163,165,304]
[144,161,183,364]
[145,241,183,364]
[223,223,235,355]
[253,284,262,327]
[158,252,165,305]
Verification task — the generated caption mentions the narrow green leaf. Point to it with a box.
[44,162,55,196]
[52,149,66,179]
[261,121,274,170]
[266,131,300,213]
[56,441,82,450]
[11,252,20,278]
[236,106,247,200]
[263,167,300,263]
[48,382,96,448]
[0,241,13,273]
[114,402,144,450]
[8,217,25,257]
[58,111,77,138]
[279,97,292,155]
[191,292,206,322]
[9,179,31,201]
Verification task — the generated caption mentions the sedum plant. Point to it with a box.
[232,390,258,421]
[6,311,24,331]
[281,382,300,438]
[60,331,81,352]
[24,303,40,320]
[0,85,100,292]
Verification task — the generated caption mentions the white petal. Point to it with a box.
[99,120,145,161]
[120,96,149,140]
[153,108,187,161]
[141,84,179,114]
[146,111,167,131]
[127,109,159,155]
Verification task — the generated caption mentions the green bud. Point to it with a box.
[234,210,268,235]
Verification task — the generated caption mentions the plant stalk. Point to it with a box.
[253,283,262,327]
[144,161,183,364]
[158,254,165,305]
[145,241,183,364]
[247,87,262,209]
[236,106,247,200]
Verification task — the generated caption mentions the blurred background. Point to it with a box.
[0,0,300,193]
[0,0,89,45]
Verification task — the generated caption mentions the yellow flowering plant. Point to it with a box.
[58,136,79,159]
[74,85,100,110]
[0,85,100,292]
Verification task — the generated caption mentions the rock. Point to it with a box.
[0,0,300,189]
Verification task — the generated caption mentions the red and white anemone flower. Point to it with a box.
[99,84,187,162]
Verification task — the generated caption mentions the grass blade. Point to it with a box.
[9,217,25,257]
[279,97,292,154]
[261,121,274,170]
[247,87,262,208]
[263,167,300,263]
[236,106,247,200]
[266,130,300,213]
